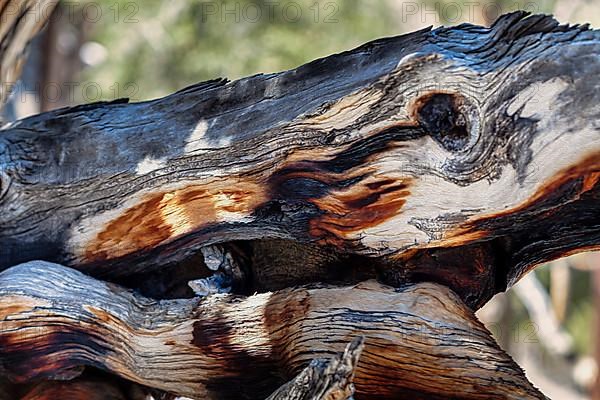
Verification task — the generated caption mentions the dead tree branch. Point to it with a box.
[0,13,597,308]
[0,261,544,399]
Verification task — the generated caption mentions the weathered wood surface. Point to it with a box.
[19,379,128,400]
[266,337,363,400]
[0,12,597,307]
[0,0,57,108]
[0,261,544,400]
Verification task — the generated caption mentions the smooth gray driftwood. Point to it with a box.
[0,12,598,308]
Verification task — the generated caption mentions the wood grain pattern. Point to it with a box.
[0,261,544,400]
[84,178,265,261]
[0,13,597,308]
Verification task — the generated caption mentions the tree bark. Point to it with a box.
[0,0,58,109]
[0,12,597,308]
[0,261,544,400]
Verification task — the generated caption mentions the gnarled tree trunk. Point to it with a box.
[0,11,598,399]
[0,12,598,309]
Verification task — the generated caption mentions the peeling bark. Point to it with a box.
[0,12,597,307]
[0,261,544,400]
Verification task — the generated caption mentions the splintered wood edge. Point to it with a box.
[266,337,364,400]
[0,261,544,400]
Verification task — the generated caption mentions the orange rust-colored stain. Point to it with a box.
[582,171,600,194]
[445,151,600,243]
[309,177,412,244]
[0,295,50,317]
[84,305,115,324]
[83,179,265,262]
[516,152,600,208]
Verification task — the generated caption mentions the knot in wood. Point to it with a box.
[415,93,470,151]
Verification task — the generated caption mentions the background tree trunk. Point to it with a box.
[0,0,57,110]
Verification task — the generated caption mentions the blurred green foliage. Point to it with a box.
[83,0,399,100]
[524,264,593,356]
[564,268,593,356]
